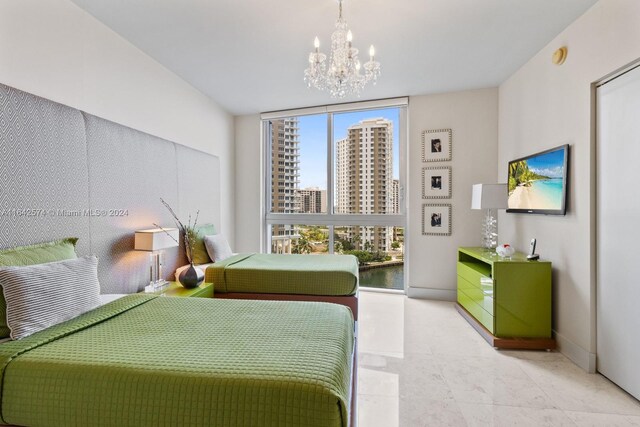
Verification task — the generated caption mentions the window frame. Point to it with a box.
[262,98,408,254]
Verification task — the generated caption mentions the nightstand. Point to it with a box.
[144,282,214,298]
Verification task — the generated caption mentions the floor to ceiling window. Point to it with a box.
[263,98,407,291]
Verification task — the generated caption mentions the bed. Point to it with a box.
[0,83,356,426]
[201,253,359,320]
[0,295,356,427]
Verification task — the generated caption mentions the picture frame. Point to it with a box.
[422,204,452,236]
[422,166,452,199]
[422,129,452,162]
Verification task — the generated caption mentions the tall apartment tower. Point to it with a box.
[336,118,393,252]
[270,117,300,253]
[296,188,327,213]
[391,179,399,214]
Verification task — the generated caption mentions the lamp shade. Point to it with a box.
[471,184,508,210]
[134,228,179,251]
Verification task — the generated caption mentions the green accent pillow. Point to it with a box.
[190,224,216,265]
[0,238,79,338]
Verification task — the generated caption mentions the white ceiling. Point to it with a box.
[70,0,598,115]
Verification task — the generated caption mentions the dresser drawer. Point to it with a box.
[458,289,494,333]
[457,262,493,291]
[457,274,477,293]
[458,276,494,315]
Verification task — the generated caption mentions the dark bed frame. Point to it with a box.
[214,291,359,321]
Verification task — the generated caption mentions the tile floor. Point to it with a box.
[356,291,640,427]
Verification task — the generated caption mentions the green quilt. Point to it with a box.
[206,254,359,296]
[0,295,354,427]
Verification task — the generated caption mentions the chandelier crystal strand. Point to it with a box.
[304,0,381,98]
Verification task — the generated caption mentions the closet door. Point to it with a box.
[597,65,640,399]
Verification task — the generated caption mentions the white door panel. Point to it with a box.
[597,65,640,399]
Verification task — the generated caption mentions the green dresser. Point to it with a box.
[456,247,555,350]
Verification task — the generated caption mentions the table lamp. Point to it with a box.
[471,184,508,252]
[134,228,179,291]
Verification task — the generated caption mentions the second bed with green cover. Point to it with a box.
[205,253,359,296]
[0,295,355,427]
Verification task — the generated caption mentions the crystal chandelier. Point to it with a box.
[304,0,381,98]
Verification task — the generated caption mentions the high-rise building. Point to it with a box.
[336,136,351,214]
[391,180,401,247]
[270,117,300,253]
[336,118,394,252]
[391,179,399,214]
[296,187,327,213]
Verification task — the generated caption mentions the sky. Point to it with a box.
[526,147,566,178]
[297,107,401,189]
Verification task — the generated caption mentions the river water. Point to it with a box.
[359,264,404,290]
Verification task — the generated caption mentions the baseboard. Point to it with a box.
[554,330,597,373]
[407,286,456,301]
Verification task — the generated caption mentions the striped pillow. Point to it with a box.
[0,237,79,338]
[0,256,101,340]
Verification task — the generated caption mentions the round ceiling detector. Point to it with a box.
[552,47,568,65]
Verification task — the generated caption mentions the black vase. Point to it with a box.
[179,263,204,289]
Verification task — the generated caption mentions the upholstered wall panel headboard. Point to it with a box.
[0,83,220,293]
[176,144,220,229]
[0,84,92,256]
[83,114,182,293]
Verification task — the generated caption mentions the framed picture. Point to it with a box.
[422,129,452,162]
[422,204,452,236]
[422,166,452,199]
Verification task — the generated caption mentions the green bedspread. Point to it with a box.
[0,295,354,427]
[206,254,359,296]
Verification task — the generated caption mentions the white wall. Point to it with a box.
[498,0,640,371]
[234,114,262,252]
[0,0,235,244]
[407,89,499,299]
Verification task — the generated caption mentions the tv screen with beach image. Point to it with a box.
[508,145,568,214]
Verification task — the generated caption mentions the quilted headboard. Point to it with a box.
[0,83,220,293]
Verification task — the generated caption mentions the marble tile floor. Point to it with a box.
[356,291,640,427]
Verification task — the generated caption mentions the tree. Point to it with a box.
[345,249,387,265]
[334,233,355,251]
[371,251,387,262]
[292,236,312,254]
[304,226,327,243]
[344,250,373,266]
[391,241,400,250]
[352,234,361,249]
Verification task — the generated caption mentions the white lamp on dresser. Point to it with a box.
[134,228,179,292]
[471,183,508,252]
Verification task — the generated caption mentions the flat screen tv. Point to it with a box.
[507,144,569,215]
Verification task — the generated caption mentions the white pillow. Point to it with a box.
[204,234,233,262]
[0,256,101,340]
